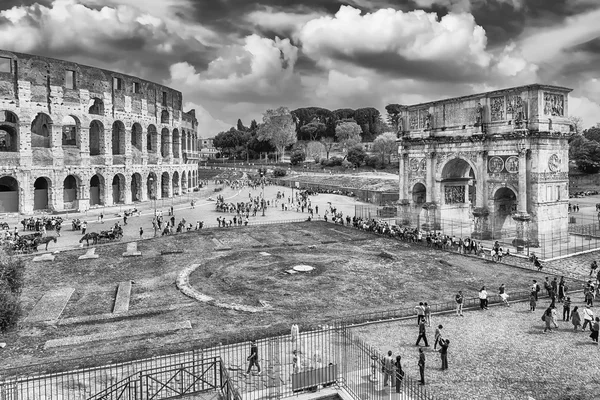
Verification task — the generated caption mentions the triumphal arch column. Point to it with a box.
[396,84,572,247]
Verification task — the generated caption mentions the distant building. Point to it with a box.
[200,138,218,159]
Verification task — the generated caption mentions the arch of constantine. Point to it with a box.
[396,84,572,246]
[0,50,200,214]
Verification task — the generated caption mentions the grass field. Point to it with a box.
[2,222,550,376]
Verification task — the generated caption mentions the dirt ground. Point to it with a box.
[0,221,551,378]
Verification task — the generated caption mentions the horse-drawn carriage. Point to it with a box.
[0,222,9,230]
[6,234,57,254]
[79,227,123,246]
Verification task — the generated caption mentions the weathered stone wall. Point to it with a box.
[0,50,200,214]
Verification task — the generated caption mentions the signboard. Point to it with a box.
[291,364,337,391]
[295,182,300,188]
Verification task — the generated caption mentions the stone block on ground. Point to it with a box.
[113,281,133,314]
[122,242,142,257]
[79,248,99,260]
[43,320,193,349]
[33,253,55,262]
[25,288,75,323]
[212,238,232,251]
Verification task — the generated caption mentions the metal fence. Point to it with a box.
[0,326,440,400]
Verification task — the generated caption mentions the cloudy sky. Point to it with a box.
[0,0,599,137]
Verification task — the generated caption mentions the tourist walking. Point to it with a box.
[550,306,559,329]
[499,284,510,306]
[415,320,429,347]
[532,280,540,301]
[418,348,425,385]
[563,297,571,321]
[139,227,143,239]
[382,350,395,387]
[479,287,488,310]
[81,221,87,235]
[394,355,404,393]
[582,306,594,331]
[591,317,600,345]
[455,290,464,316]
[244,340,261,375]
[543,307,554,333]
[424,302,431,326]
[433,325,443,351]
[415,302,425,325]
[585,286,594,307]
[558,277,566,303]
[591,261,598,277]
[572,306,581,331]
[438,338,449,370]
[529,292,537,311]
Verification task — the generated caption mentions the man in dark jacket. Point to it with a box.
[415,320,429,347]
[244,340,261,375]
[418,348,425,385]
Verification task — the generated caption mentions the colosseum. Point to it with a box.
[0,50,200,214]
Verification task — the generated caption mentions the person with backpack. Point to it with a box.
[244,340,262,375]
[542,307,554,333]
[382,350,395,387]
[394,355,404,393]
[582,305,594,331]
[455,291,464,316]
[590,317,600,345]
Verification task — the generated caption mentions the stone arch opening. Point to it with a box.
[63,175,78,205]
[182,130,187,152]
[90,174,104,206]
[172,129,180,158]
[31,112,53,148]
[172,171,180,195]
[187,171,192,190]
[161,128,169,158]
[161,172,169,198]
[112,174,126,204]
[33,177,51,210]
[131,173,142,202]
[440,158,476,205]
[131,123,143,152]
[492,187,517,235]
[0,111,19,152]
[0,176,19,212]
[112,121,126,155]
[147,172,158,200]
[89,120,104,156]
[147,125,157,153]
[161,110,169,124]
[88,98,105,115]
[181,171,188,193]
[61,115,80,147]
[412,183,426,204]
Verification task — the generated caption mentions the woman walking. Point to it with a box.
[582,306,594,331]
[571,306,581,331]
[394,355,404,393]
[479,287,488,310]
[499,284,510,307]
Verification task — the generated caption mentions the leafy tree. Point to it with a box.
[249,119,259,132]
[335,121,362,157]
[292,107,336,137]
[372,132,399,164]
[568,116,584,135]
[213,128,245,157]
[584,127,600,143]
[320,137,335,160]
[385,104,403,134]
[290,149,306,165]
[306,141,325,162]
[332,108,355,121]
[299,121,327,141]
[569,135,600,173]
[354,107,382,140]
[347,145,366,167]
[258,107,297,163]
[237,119,248,132]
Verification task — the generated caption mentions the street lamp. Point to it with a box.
[261,173,266,217]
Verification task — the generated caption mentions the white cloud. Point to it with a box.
[493,42,539,77]
[297,6,491,73]
[244,7,324,37]
[168,34,301,102]
[184,102,232,138]
[570,96,600,131]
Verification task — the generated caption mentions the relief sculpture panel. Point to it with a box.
[490,96,505,121]
[445,186,465,204]
[543,93,564,116]
[444,102,462,126]
[409,110,419,130]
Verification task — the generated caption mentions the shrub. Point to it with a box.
[0,290,21,333]
[347,146,366,167]
[290,150,306,166]
[0,256,25,294]
[329,156,343,167]
[341,160,353,169]
[365,155,384,169]
[272,168,287,177]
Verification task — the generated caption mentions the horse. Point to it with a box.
[20,232,42,241]
[79,232,99,246]
[35,236,57,251]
